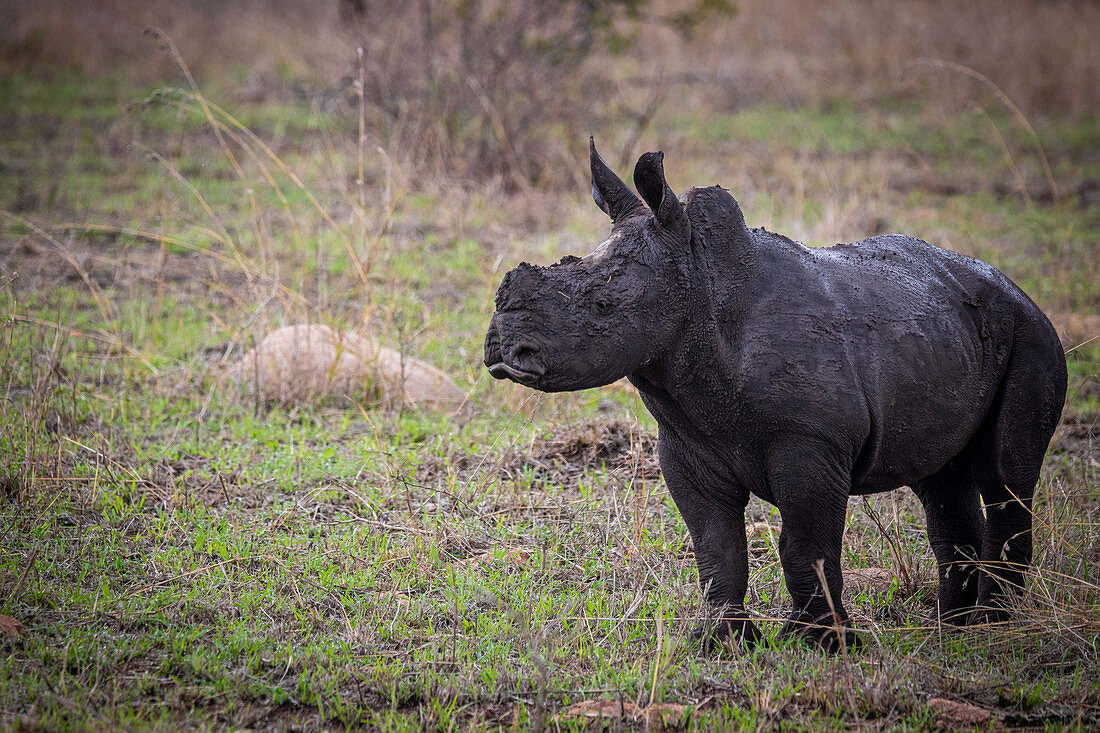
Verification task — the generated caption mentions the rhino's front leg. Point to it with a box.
[769,440,859,653]
[659,438,763,649]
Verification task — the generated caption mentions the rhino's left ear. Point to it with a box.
[633,151,690,237]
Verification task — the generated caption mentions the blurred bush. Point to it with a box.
[0,0,733,188]
[348,0,734,189]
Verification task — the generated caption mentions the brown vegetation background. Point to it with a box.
[4,0,1097,113]
[3,0,1097,186]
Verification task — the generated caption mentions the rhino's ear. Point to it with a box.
[590,137,643,222]
[633,151,690,236]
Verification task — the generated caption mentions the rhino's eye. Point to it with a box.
[595,297,613,314]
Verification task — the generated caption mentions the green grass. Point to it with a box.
[1,65,1098,731]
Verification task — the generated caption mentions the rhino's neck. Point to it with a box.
[632,188,768,398]
[685,190,766,336]
[679,186,763,318]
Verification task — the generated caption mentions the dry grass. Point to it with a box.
[0,0,349,84]
[7,0,1098,119]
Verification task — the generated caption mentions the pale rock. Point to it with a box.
[228,324,469,413]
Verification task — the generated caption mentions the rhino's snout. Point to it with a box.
[484,321,503,369]
[489,341,546,387]
[485,318,545,388]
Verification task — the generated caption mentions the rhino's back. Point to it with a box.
[822,233,1021,305]
[733,231,1057,492]
[755,230,1026,316]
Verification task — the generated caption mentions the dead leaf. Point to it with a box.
[378,591,412,607]
[928,697,998,729]
[554,699,688,725]
[645,703,688,725]
[555,699,640,721]
[0,615,27,639]
[843,567,896,592]
[452,547,530,571]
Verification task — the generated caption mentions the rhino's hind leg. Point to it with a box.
[975,320,1066,619]
[975,481,1034,620]
[912,457,986,623]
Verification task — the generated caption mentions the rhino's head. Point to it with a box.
[484,139,694,392]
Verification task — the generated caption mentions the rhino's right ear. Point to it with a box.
[633,150,690,237]
[590,137,643,222]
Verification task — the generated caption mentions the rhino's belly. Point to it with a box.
[848,371,998,494]
[850,435,973,494]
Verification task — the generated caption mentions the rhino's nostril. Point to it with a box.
[508,343,545,375]
[510,342,536,359]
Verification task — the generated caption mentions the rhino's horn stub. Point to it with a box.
[590,137,643,223]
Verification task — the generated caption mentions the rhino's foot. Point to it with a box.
[690,617,764,652]
[937,604,979,626]
[967,605,1011,625]
[779,614,862,654]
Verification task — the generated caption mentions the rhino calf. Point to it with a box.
[485,139,1067,650]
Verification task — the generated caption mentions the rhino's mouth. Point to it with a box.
[485,318,546,388]
[487,361,542,388]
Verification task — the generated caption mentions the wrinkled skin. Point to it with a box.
[485,140,1068,652]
